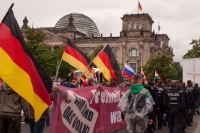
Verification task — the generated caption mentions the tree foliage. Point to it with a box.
[183,39,200,58]
[88,45,104,60]
[141,52,178,81]
[25,27,71,78]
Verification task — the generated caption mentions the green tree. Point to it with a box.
[183,39,200,58]
[25,27,71,78]
[141,52,177,81]
[53,47,73,78]
[88,45,104,60]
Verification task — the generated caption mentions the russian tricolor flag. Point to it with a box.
[122,63,135,79]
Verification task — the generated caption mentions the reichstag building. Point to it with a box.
[21,13,173,72]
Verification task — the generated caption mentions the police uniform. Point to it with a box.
[143,83,157,133]
[155,86,166,129]
[179,86,191,132]
[163,89,186,133]
[186,85,195,125]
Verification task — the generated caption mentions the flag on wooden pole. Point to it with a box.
[62,39,92,78]
[92,44,123,85]
[0,4,52,121]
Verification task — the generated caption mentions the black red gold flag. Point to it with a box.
[80,74,87,87]
[138,2,142,12]
[0,5,52,121]
[62,39,92,78]
[93,44,123,85]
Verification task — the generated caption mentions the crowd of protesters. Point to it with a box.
[1,74,200,133]
[119,74,200,133]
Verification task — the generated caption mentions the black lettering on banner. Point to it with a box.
[74,94,78,104]
[78,100,86,111]
[69,113,75,124]
[63,106,76,124]
[72,116,90,133]
[82,124,90,133]
[75,118,80,131]
[74,94,87,112]
[78,121,83,133]
[63,106,71,117]
[72,117,78,128]
[81,104,94,121]
[81,105,87,117]
[84,107,89,120]
[66,110,73,120]
[87,111,94,121]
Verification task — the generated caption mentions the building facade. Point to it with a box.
[21,13,173,72]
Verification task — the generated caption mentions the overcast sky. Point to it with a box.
[1,0,200,63]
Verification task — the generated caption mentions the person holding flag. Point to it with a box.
[0,80,30,133]
[0,3,52,127]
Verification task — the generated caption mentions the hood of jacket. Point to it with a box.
[130,84,143,94]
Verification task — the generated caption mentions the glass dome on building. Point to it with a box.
[55,13,100,37]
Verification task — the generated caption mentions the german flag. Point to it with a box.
[62,39,92,78]
[80,74,87,87]
[0,5,52,121]
[93,44,123,85]
[138,2,142,12]
[71,69,78,81]
[92,68,97,80]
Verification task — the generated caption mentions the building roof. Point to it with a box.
[55,13,100,37]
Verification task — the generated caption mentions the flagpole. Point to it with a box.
[10,3,14,9]
[137,0,139,14]
[158,21,159,34]
[76,44,108,81]
[55,59,62,81]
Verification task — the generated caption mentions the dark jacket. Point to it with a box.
[163,89,186,113]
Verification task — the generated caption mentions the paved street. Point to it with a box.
[112,114,200,133]
[21,113,200,133]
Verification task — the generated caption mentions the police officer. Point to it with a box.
[163,82,187,133]
[141,76,154,133]
[179,82,191,132]
[155,80,166,130]
[162,79,171,127]
[148,78,158,131]
[164,79,171,90]
[186,80,195,126]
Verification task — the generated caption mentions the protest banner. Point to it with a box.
[50,85,128,133]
